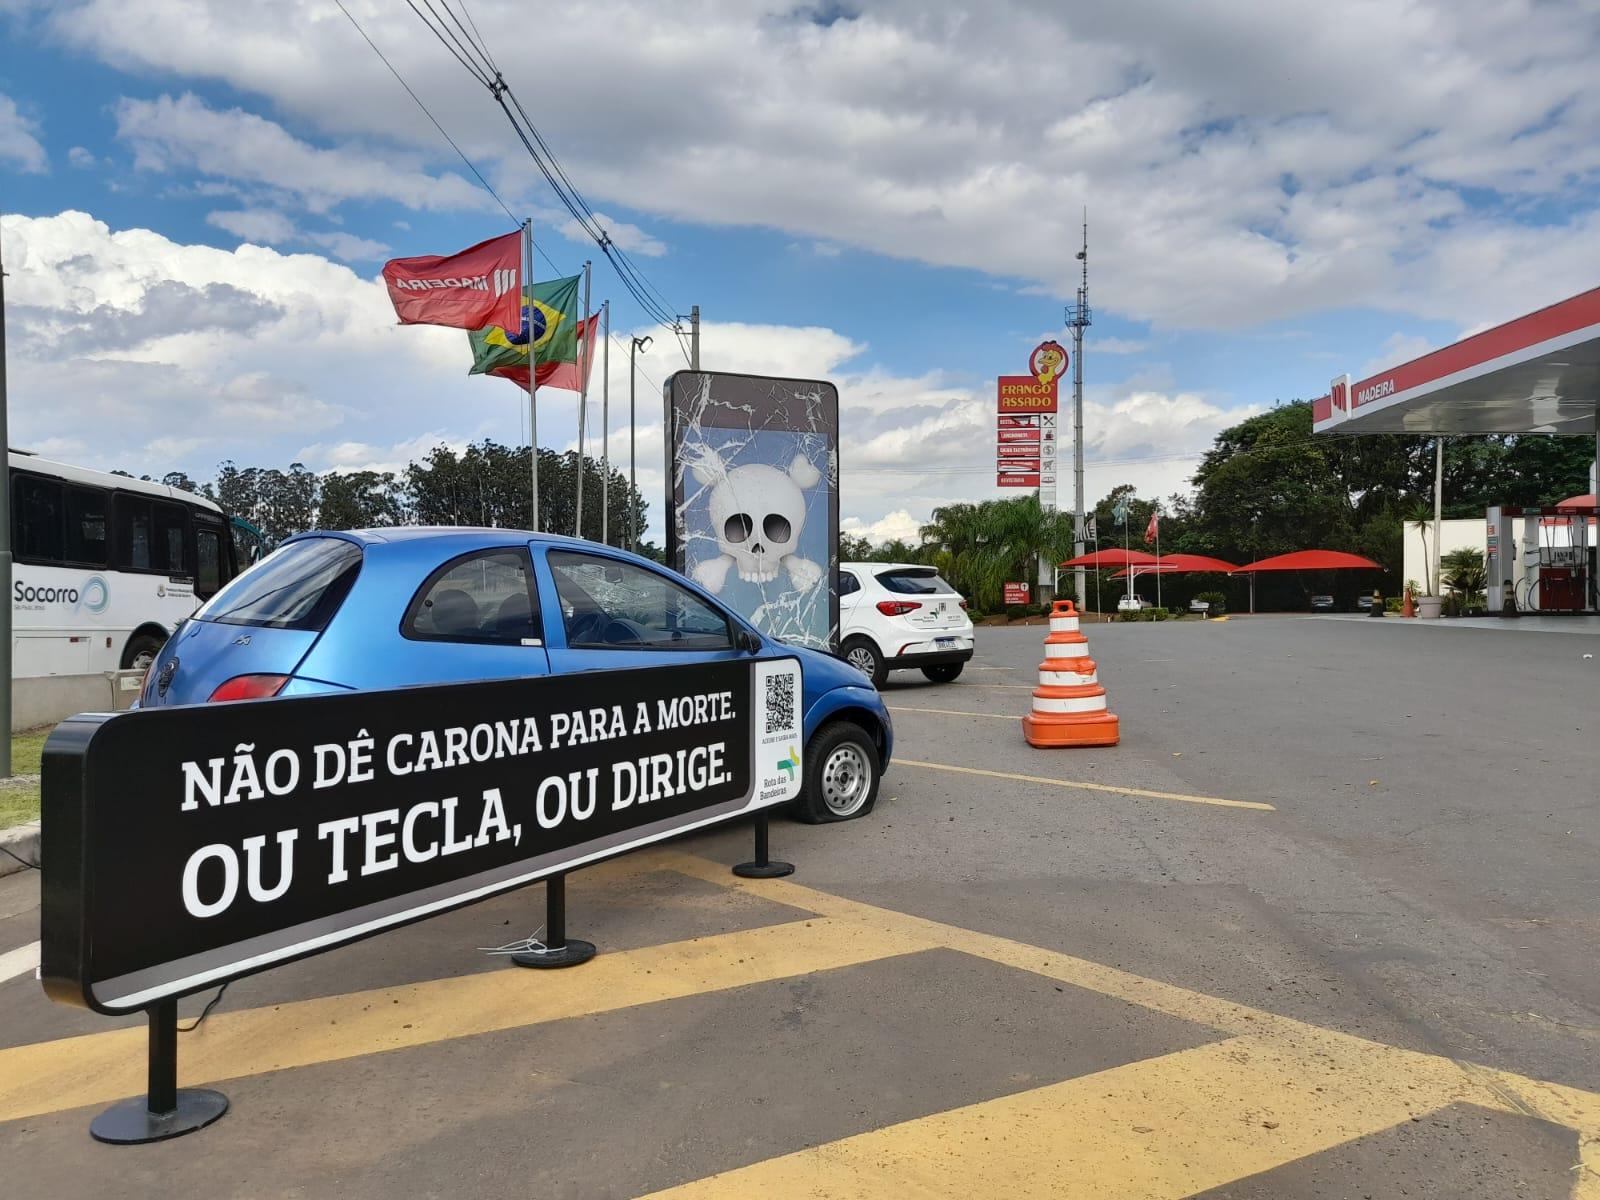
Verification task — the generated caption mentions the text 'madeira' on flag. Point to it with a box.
[382,230,522,331]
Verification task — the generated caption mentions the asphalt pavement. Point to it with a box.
[1,614,1596,1197]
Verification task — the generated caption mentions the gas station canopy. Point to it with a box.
[1312,285,1600,437]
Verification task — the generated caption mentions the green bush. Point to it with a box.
[1005,605,1029,621]
[1193,590,1226,614]
[1116,609,1141,621]
[1149,607,1170,621]
[1384,596,1402,613]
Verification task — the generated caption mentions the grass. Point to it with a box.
[0,727,48,830]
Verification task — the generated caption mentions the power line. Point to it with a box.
[331,0,516,225]
[401,1,688,338]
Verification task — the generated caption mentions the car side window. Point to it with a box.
[548,551,733,650]
[838,571,859,596]
[404,549,542,644]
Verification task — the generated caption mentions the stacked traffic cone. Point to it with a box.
[1021,600,1120,747]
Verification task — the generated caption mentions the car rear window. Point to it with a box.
[876,569,956,595]
[195,536,362,631]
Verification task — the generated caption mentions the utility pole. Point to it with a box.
[0,230,12,774]
[690,305,700,370]
[1432,435,1443,597]
[1065,212,1091,612]
[600,300,611,545]
[574,260,591,538]
[524,219,539,531]
[629,334,652,552]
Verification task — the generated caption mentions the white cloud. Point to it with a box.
[38,1,1598,331]
[67,145,97,169]
[303,230,391,262]
[1359,332,1437,379]
[207,208,298,243]
[114,93,489,214]
[1090,337,1149,356]
[0,92,46,172]
[842,510,922,546]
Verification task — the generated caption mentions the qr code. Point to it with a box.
[765,672,796,734]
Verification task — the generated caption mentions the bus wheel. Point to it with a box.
[121,633,165,672]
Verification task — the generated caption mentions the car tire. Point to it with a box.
[841,636,887,687]
[921,662,963,683]
[795,721,881,824]
[121,632,165,672]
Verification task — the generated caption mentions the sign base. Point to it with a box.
[731,811,794,878]
[511,939,597,970]
[91,1088,229,1145]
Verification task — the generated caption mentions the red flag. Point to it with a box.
[487,315,599,392]
[1144,510,1159,543]
[382,231,521,330]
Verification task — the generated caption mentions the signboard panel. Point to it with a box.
[997,472,1041,488]
[997,443,1041,459]
[1003,582,1030,605]
[996,375,1059,414]
[998,428,1041,444]
[42,657,803,1014]
[666,371,839,651]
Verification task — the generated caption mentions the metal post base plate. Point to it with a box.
[732,860,794,878]
[511,939,596,969]
[90,1088,229,1144]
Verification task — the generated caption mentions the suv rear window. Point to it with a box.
[196,536,362,631]
[876,569,956,595]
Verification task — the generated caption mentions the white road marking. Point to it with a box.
[0,941,40,986]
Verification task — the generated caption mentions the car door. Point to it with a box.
[384,546,551,686]
[837,567,864,633]
[536,545,749,676]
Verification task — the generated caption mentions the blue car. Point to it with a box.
[139,528,892,823]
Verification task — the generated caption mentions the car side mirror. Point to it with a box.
[735,628,762,653]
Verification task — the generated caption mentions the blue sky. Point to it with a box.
[3,0,1598,544]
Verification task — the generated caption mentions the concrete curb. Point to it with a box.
[0,821,41,878]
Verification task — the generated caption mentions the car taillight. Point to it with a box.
[208,674,290,703]
[876,600,921,616]
[958,598,969,610]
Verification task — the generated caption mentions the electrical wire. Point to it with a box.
[178,982,229,1032]
[331,0,517,226]
[0,843,39,871]
[400,1,688,338]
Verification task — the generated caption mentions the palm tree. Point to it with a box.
[1441,547,1486,601]
[1404,500,1435,595]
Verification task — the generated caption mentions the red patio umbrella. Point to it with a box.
[1058,547,1158,569]
[1231,550,1381,572]
[1230,549,1382,614]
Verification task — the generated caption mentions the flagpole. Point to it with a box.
[574,260,591,538]
[1154,505,1162,610]
[600,299,610,546]
[525,219,539,531]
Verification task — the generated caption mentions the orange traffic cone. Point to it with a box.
[1021,599,1120,748]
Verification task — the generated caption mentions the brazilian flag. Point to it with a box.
[467,274,582,382]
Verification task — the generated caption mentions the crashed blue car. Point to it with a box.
[139,528,891,822]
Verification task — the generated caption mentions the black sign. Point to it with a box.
[42,656,803,1014]
[665,370,840,652]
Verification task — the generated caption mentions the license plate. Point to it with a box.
[935,637,957,648]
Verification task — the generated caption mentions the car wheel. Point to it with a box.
[841,637,886,687]
[921,662,963,683]
[121,633,165,672]
[795,721,881,823]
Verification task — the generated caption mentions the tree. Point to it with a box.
[1404,500,1435,595]
[838,532,874,562]
[319,470,404,530]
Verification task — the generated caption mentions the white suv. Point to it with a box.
[838,563,974,686]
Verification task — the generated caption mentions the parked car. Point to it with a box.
[139,529,893,823]
[1188,598,1210,615]
[1116,594,1151,612]
[1355,594,1376,613]
[1309,594,1335,611]
[838,562,973,687]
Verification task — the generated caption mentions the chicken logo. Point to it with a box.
[1030,340,1069,386]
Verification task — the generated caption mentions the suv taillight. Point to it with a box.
[958,598,969,610]
[876,600,921,616]
[208,674,290,703]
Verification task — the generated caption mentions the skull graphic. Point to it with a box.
[690,450,825,593]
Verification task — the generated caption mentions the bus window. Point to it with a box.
[14,475,64,562]
[64,486,108,566]
[152,501,188,575]
[114,495,153,570]
[196,524,222,597]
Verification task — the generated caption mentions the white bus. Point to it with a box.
[9,450,243,676]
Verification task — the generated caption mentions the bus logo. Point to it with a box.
[78,575,110,614]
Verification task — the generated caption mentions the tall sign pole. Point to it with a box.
[600,299,610,546]
[0,230,12,774]
[690,305,700,370]
[574,260,592,538]
[629,334,650,553]
[524,220,539,531]
[1065,213,1092,610]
